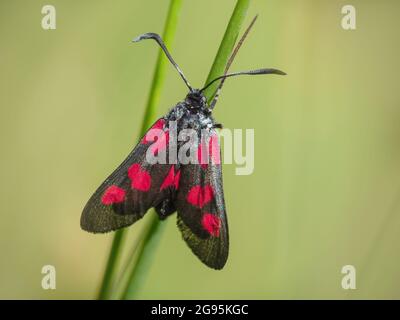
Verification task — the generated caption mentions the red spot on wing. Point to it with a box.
[128,163,140,176]
[197,134,220,168]
[209,134,221,165]
[142,119,166,144]
[101,185,126,205]
[149,130,169,156]
[128,163,151,191]
[174,170,181,189]
[160,166,181,190]
[197,141,208,169]
[187,185,214,208]
[201,213,221,237]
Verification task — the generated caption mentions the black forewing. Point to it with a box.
[81,118,175,233]
[176,131,229,269]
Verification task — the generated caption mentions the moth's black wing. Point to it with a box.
[176,131,229,269]
[81,118,177,233]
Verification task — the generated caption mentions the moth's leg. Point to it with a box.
[155,198,177,219]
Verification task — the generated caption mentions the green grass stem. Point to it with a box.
[97,0,183,299]
[120,0,251,299]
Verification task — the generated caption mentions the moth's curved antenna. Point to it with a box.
[205,15,259,109]
[203,15,286,110]
[201,68,286,94]
[133,33,193,92]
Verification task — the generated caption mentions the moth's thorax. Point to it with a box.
[165,90,217,131]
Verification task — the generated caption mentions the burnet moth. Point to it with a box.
[81,16,285,269]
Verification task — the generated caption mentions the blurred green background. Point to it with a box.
[1,0,399,299]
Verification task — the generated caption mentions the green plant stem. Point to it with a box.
[110,218,150,299]
[121,0,251,300]
[97,229,125,299]
[203,0,250,101]
[97,0,183,300]
[120,214,167,299]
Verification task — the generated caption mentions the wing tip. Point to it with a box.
[177,216,229,270]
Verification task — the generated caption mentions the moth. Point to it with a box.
[81,17,285,269]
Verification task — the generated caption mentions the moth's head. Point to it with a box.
[185,89,208,110]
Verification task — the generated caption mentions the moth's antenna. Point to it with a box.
[222,15,259,82]
[204,15,259,109]
[133,33,193,92]
[201,68,286,93]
